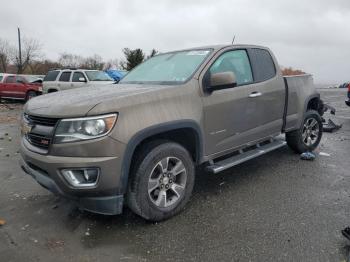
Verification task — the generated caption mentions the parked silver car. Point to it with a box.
[42,69,115,93]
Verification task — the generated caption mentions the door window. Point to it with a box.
[209,50,253,86]
[72,72,86,82]
[44,70,60,81]
[5,76,15,83]
[248,48,276,82]
[59,72,71,82]
[16,76,26,83]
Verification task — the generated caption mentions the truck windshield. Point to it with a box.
[120,49,212,85]
[85,71,114,81]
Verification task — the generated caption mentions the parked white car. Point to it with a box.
[42,69,115,93]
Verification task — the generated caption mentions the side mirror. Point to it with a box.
[208,72,237,92]
[79,77,86,82]
[17,80,25,84]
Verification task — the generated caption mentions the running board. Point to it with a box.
[206,139,287,174]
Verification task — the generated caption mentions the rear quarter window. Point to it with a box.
[5,76,15,83]
[44,71,60,81]
[248,48,276,82]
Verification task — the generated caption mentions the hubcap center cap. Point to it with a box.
[163,176,169,184]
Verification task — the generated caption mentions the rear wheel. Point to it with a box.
[286,110,323,153]
[25,91,37,102]
[127,141,195,221]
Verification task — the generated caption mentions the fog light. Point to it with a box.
[61,168,100,188]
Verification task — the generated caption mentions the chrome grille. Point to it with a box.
[24,114,59,151]
[26,133,51,150]
[24,114,59,127]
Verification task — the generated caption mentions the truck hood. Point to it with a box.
[89,81,115,85]
[24,84,165,118]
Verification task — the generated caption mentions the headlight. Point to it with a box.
[54,114,117,143]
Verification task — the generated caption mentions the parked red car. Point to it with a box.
[0,74,42,102]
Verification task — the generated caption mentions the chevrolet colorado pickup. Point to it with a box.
[20,45,324,221]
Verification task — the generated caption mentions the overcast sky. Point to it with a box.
[1,0,349,84]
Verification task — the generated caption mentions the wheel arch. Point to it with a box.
[120,120,204,193]
[305,94,323,115]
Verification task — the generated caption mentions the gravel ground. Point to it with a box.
[0,89,349,262]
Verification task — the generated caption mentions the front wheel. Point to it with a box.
[286,110,323,153]
[127,141,195,221]
[25,91,37,102]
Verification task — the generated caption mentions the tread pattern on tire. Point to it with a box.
[286,110,323,153]
[127,140,195,221]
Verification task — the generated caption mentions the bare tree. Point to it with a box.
[13,37,42,74]
[146,49,158,59]
[0,38,15,73]
[81,54,104,70]
[58,52,84,68]
[103,58,120,70]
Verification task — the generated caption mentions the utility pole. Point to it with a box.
[17,27,22,74]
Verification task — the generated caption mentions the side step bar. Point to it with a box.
[206,139,287,174]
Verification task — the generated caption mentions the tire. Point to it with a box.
[286,110,323,153]
[127,141,195,221]
[25,91,37,102]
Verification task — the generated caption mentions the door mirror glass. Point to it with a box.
[78,77,86,82]
[208,72,237,91]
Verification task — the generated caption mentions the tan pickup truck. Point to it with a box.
[20,45,324,221]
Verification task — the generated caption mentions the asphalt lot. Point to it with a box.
[0,89,349,262]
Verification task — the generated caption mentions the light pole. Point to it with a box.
[17,27,22,73]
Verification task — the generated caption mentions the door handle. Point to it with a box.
[249,92,262,98]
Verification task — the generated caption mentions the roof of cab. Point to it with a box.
[164,44,269,53]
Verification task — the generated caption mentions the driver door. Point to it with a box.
[201,49,262,156]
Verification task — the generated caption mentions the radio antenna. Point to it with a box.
[231,35,236,44]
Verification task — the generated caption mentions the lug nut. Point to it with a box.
[165,184,169,189]
[160,184,164,189]
[169,179,173,183]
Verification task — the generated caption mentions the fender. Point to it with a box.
[288,93,321,131]
[119,120,204,193]
[303,93,321,114]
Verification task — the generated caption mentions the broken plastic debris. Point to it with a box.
[323,119,342,133]
[21,224,30,230]
[342,227,350,241]
[0,219,6,226]
[319,152,331,157]
[300,152,316,161]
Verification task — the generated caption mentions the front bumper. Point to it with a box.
[20,139,125,215]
